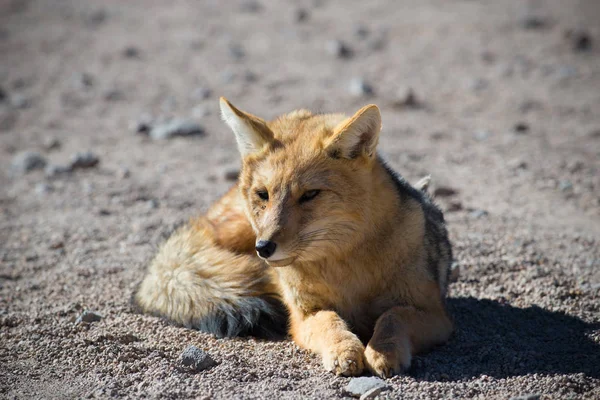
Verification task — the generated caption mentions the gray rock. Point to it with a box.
[294,8,309,23]
[510,394,541,400]
[35,182,53,195]
[514,122,530,133]
[520,15,548,30]
[228,43,245,60]
[122,46,140,58]
[473,130,491,141]
[224,169,240,181]
[0,86,6,102]
[10,93,30,109]
[327,40,353,58]
[449,261,460,283]
[76,310,103,324]
[180,345,216,372]
[11,151,47,173]
[558,180,573,192]
[360,386,387,400]
[43,137,61,150]
[354,25,369,39]
[470,209,489,219]
[70,151,100,169]
[349,78,374,97]
[565,29,592,52]
[45,164,73,177]
[149,119,204,140]
[433,186,458,197]
[345,377,389,398]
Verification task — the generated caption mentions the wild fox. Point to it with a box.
[133,98,453,377]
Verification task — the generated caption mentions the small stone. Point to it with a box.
[180,345,216,372]
[240,0,262,13]
[450,262,460,283]
[224,169,240,181]
[76,310,103,324]
[588,129,600,139]
[433,186,458,197]
[73,72,94,89]
[360,386,386,400]
[509,394,541,400]
[349,78,374,97]
[392,87,421,109]
[508,159,528,170]
[228,43,245,60]
[149,119,204,140]
[134,114,153,134]
[514,122,530,133]
[35,183,53,195]
[45,164,72,177]
[520,15,548,30]
[191,87,211,100]
[345,377,389,398]
[244,70,258,83]
[566,29,592,52]
[104,89,124,102]
[0,86,6,102]
[86,9,107,28]
[116,167,130,179]
[146,199,159,210]
[123,46,140,58]
[354,25,369,39]
[473,130,491,141]
[10,93,30,109]
[70,151,100,169]
[469,209,489,219]
[98,209,111,216]
[558,180,572,192]
[11,151,47,174]
[327,40,353,58]
[43,137,61,150]
[469,78,489,92]
[294,8,309,23]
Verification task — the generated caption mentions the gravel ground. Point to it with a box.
[1,0,599,398]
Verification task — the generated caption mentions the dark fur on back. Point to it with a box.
[378,156,453,292]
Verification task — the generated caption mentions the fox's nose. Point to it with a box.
[256,240,277,259]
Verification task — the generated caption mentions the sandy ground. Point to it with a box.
[1,0,599,398]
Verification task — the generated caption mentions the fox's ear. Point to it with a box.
[325,104,381,159]
[220,97,274,157]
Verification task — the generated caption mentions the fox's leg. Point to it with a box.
[290,310,365,376]
[364,305,452,378]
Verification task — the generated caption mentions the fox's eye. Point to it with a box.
[256,190,269,201]
[299,189,321,203]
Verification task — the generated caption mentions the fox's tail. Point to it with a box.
[132,218,287,339]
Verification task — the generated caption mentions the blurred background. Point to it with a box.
[1,0,599,398]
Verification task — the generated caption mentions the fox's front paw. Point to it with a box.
[322,339,365,376]
[364,343,411,378]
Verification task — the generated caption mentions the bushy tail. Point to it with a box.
[132,218,287,339]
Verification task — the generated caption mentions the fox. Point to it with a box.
[133,97,454,377]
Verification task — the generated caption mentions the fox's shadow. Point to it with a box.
[411,297,600,380]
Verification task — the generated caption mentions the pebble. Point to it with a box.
[11,151,47,174]
[565,29,592,52]
[433,186,458,197]
[392,87,421,109]
[473,130,491,141]
[345,377,389,398]
[520,15,548,30]
[514,122,530,133]
[470,209,489,219]
[558,180,572,192]
[70,151,100,169]
[191,87,211,100]
[104,89,124,102]
[122,46,140,58]
[0,86,6,102]
[294,8,309,23]
[354,25,369,39]
[240,0,262,13]
[510,394,541,400]
[449,262,460,283]
[35,183,53,195]
[349,78,374,97]
[149,119,204,140]
[43,137,61,150]
[10,93,30,109]
[359,386,386,400]
[180,345,216,372]
[134,114,153,134]
[75,310,103,324]
[228,43,245,60]
[45,164,72,177]
[72,72,94,89]
[224,169,240,181]
[327,40,353,59]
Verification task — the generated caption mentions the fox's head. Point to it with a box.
[220,98,382,266]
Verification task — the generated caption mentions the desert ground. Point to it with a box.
[1,0,599,398]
